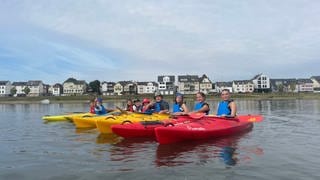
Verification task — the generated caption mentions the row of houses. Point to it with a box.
[1,74,320,97]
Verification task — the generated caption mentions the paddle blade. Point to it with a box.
[188,112,206,119]
[115,106,128,115]
[241,115,263,123]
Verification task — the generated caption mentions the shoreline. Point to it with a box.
[0,93,319,104]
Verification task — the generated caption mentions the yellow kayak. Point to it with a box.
[96,113,170,134]
[42,112,95,122]
[72,112,160,129]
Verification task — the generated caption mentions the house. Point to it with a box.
[251,73,271,93]
[232,80,254,93]
[63,78,87,95]
[215,82,233,93]
[51,83,63,96]
[101,82,115,96]
[0,81,11,96]
[12,82,27,96]
[177,75,199,94]
[270,79,297,92]
[157,75,176,95]
[199,74,213,94]
[137,82,158,94]
[310,76,320,92]
[296,79,313,92]
[114,81,137,95]
[26,80,44,96]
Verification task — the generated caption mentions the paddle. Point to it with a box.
[188,112,206,119]
[115,106,129,115]
[206,114,263,123]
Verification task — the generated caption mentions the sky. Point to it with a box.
[0,0,319,84]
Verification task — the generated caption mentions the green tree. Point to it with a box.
[277,84,284,93]
[89,80,101,95]
[23,87,30,95]
[10,87,17,96]
[289,82,296,92]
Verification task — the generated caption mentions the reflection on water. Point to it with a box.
[0,99,319,180]
[155,131,263,167]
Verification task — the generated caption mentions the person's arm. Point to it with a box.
[181,103,189,113]
[229,102,237,117]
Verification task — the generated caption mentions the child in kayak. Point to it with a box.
[172,93,189,115]
[142,98,151,113]
[89,99,96,114]
[94,97,107,115]
[126,99,134,112]
[216,89,237,117]
[133,99,143,112]
[146,92,169,114]
[191,92,210,115]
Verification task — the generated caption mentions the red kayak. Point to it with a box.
[111,115,262,140]
[155,115,262,144]
[111,115,194,138]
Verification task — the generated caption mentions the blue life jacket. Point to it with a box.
[194,102,209,115]
[173,103,184,113]
[154,100,169,113]
[95,105,107,115]
[217,100,232,116]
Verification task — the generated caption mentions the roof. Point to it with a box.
[27,80,43,86]
[158,75,175,82]
[0,81,9,85]
[137,81,158,86]
[178,75,199,82]
[311,76,320,82]
[215,81,233,87]
[116,81,135,86]
[233,80,253,84]
[63,78,86,85]
[199,74,212,83]
[12,82,27,86]
[297,78,313,84]
[101,81,116,85]
[53,83,63,88]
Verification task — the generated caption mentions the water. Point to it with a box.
[0,100,320,180]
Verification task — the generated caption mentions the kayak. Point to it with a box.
[42,112,94,122]
[73,112,169,129]
[155,115,262,144]
[96,113,170,134]
[111,115,194,138]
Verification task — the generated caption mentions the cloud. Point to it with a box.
[0,0,320,84]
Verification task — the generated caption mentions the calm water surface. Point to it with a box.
[0,99,320,180]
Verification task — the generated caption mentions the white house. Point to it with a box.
[137,82,158,94]
[199,74,213,94]
[0,81,11,96]
[12,82,27,96]
[177,75,199,94]
[232,80,254,93]
[251,73,271,92]
[51,83,63,96]
[63,78,87,95]
[101,81,115,96]
[26,80,44,96]
[310,76,320,92]
[215,82,233,93]
[296,79,313,92]
[157,75,176,95]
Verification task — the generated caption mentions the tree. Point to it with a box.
[289,82,296,92]
[10,87,17,96]
[277,84,284,93]
[23,87,30,95]
[89,80,101,95]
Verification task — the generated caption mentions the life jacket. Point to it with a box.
[126,104,134,112]
[95,105,107,115]
[217,100,233,116]
[90,105,95,114]
[154,100,169,113]
[194,102,210,115]
[173,103,184,113]
[133,105,143,112]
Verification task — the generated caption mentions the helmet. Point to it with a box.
[143,98,150,103]
[176,93,183,98]
[96,97,103,103]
